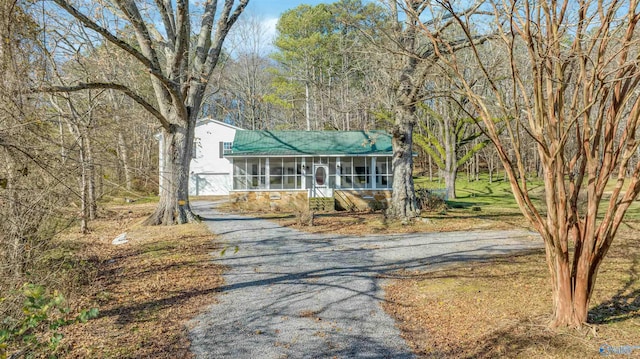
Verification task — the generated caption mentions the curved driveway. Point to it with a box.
[188,201,541,359]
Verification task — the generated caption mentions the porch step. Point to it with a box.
[309,197,335,212]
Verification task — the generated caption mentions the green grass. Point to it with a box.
[415,173,640,221]
[415,174,541,220]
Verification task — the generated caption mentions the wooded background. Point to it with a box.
[2,0,640,332]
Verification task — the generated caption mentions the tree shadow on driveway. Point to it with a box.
[188,201,541,359]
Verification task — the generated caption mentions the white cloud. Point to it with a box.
[262,17,279,44]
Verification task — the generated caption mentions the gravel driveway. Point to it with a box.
[188,201,541,359]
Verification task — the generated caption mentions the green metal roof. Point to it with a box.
[228,130,393,156]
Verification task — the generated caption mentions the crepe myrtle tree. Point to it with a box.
[41,0,249,224]
[426,0,640,327]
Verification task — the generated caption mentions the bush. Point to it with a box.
[0,283,98,359]
[288,201,314,226]
[416,188,447,212]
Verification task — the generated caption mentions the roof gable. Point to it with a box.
[228,130,393,156]
[196,118,243,131]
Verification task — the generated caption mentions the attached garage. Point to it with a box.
[190,173,232,196]
[158,118,241,197]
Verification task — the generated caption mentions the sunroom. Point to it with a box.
[225,130,394,211]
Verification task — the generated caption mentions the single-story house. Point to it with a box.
[225,130,394,211]
[157,118,242,196]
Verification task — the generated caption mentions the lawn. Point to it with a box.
[262,175,640,358]
[402,177,639,358]
[264,175,540,234]
[383,221,640,358]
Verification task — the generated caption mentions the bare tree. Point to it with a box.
[0,0,76,283]
[415,98,488,199]
[49,92,99,233]
[377,0,485,219]
[216,13,275,130]
[428,0,640,327]
[43,0,249,224]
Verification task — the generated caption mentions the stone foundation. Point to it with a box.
[229,189,392,212]
[229,191,308,212]
[334,190,392,211]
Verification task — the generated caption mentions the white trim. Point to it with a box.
[226,154,392,158]
[335,157,341,188]
[265,157,270,190]
[301,158,306,189]
[194,172,231,175]
[371,157,377,190]
[196,117,243,131]
[231,156,393,192]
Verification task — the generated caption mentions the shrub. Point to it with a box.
[0,283,98,359]
[416,188,447,212]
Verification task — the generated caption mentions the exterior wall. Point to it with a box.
[157,119,240,196]
[229,190,308,212]
[190,173,231,196]
[188,120,240,196]
[335,190,392,211]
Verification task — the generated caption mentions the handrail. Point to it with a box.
[334,190,357,211]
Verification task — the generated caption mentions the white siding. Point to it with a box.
[189,119,240,196]
[157,119,241,196]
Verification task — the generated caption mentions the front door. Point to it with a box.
[312,164,332,197]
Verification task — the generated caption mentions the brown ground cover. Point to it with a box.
[54,202,225,358]
[225,206,530,236]
[383,223,640,358]
[219,202,640,358]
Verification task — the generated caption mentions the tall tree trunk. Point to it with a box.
[444,122,457,199]
[85,133,97,220]
[488,155,494,184]
[79,134,89,233]
[428,152,433,181]
[305,80,311,131]
[117,129,133,190]
[475,151,479,181]
[108,89,133,190]
[144,123,196,225]
[388,105,418,219]
[442,168,457,201]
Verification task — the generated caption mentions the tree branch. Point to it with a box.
[36,83,171,130]
[51,0,152,74]
[202,0,249,78]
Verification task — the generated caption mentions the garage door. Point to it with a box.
[190,173,232,196]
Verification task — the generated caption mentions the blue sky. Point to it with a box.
[246,0,329,19]
[238,0,331,52]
